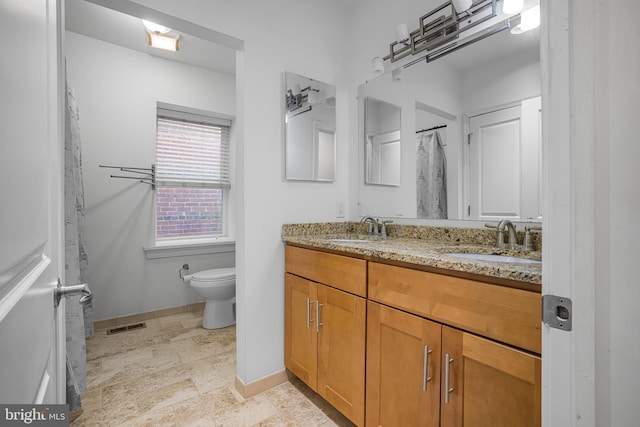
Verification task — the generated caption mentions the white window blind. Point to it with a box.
[156,109,231,188]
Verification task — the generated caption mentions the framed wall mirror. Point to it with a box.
[284,71,336,182]
[365,97,401,186]
[358,3,541,221]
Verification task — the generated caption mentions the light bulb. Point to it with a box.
[372,57,384,73]
[503,0,524,14]
[452,0,473,13]
[395,23,410,43]
[511,4,540,34]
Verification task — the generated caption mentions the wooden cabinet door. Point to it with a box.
[441,326,541,427]
[284,273,318,390]
[317,284,366,426]
[366,301,442,427]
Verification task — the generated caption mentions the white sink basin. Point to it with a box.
[448,253,541,264]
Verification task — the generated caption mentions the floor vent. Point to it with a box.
[107,322,147,335]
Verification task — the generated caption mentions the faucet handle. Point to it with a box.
[380,220,393,238]
[484,223,498,229]
[523,225,542,251]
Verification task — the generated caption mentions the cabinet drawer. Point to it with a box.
[368,262,541,354]
[285,245,367,297]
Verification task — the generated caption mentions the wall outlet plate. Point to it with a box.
[336,201,345,218]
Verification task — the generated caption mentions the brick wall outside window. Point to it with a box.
[156,187,223,238]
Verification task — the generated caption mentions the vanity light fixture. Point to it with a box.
[379,0,499,64]
[511,4,540,34]
[142,19,180,52]
[502,0,524,14]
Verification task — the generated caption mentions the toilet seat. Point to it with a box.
[190,267,235,283]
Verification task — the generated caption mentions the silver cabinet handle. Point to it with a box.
[316,300,324,332]
[306,298,315,328]
[444,353,454,403]
[422,345,433,391]
[54,279,92,307]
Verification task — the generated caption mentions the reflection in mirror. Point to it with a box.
[416,105,457,219]
[365,97,401,186]
[358,9,540,221]
[284,72,336,182]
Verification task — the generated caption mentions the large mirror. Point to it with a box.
[284,71,336,181]
[358,4,541,221]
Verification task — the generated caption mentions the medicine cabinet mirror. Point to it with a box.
[284,71,336,182]
[364,97,401,186]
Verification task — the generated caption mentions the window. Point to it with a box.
[155,106,231,241]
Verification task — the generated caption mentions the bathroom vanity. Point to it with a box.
[283,223,541,427]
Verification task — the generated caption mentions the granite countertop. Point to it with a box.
[282,222,542,286]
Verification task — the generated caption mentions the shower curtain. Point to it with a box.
[416,131,448,219]
[64,85,93,411]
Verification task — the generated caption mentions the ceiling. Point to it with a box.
[65,0,237,76]
[65,0,539,80]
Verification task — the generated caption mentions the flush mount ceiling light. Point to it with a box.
[147,32,180,51]
[141,19,171,34]
[142,19,180,52]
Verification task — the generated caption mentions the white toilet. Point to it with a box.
[184,267,236,329]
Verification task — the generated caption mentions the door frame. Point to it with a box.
[541,0,596,425]
[49,0,67,403]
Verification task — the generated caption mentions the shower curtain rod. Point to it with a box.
[416,124,447,134]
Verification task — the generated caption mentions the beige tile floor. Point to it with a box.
[72,311,354,427]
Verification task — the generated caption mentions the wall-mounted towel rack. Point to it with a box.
[416,124,447,134]
[99,164,155,190]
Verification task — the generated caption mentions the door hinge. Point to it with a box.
[542,294,572,331]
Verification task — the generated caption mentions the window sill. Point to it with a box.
[143,239,235,260]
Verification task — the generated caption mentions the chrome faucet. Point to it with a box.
[485,220,541,251]
[360,215,379,236]
[498,219,519,250]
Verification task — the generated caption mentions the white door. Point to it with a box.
[0,0,65,404]
[468,98,542,221]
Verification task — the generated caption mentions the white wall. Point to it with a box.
[65,31,236,321]
[131,0,351,386]
[461,48,541,115]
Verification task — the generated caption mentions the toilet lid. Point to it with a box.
[191,267,236,282]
